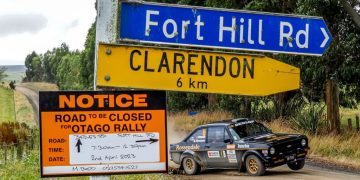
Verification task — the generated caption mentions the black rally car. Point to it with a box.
[170,118,309,176]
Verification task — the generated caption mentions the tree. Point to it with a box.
[340,0,360,29]
[42,50,55,82]
[33,56,44,81]
[24,51,39,82]
[48,43,70,83]
[56,51,83,90]
[80,22,96,89]
[295,0,360,134]
[24,51,44,82]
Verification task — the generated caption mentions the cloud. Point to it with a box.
[65,19,79,30]
[0,14,47,37]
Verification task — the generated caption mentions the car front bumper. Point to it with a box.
[264,147,309,167]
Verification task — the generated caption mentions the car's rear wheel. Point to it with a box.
[245,155,265,176]
[287,159,305,170]
[182,157,200,175]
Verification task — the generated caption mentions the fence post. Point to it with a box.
[356,115,359,131]
[3,143,7,165]
[12,143,16,160]
[348,118,352,130]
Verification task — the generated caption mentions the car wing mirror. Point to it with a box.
[224,139,233,144]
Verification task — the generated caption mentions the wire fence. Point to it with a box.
[0,122,39,164]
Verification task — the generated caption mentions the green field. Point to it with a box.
[340,106,360,128]
[0,86,15,122]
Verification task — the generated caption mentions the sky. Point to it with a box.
[0,0,96,65]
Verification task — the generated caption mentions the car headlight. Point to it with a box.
[301,139,307,146]
[269,147,275,155]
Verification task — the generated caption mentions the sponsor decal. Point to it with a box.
[228,155,237,163]
[266,135,289,142]
[175,144,200,151]
[234,120,255,127]
[227,150,235,155]
[207,151,220,158]
[226,150,237,163]
[254,133,273,139]
[227,144,236,149]
[189,134,205,143]
[194,139,205,143]
[238,144,250,148]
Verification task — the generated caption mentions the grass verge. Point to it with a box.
[0,150,40,179]
[14,91,35,126]
[0,85,35,126]
[0,86,15,122]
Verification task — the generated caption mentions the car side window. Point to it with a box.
[229,128,241,140]
[224,129,230,140]
[207,126,225,143]
[186,128,206,143]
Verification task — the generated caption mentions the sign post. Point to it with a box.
[39,91,167,177]
[97,43,300,96]
[92,0,119,179]
[119,1,332,56]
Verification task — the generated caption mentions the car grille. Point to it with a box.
[275,139,302,156]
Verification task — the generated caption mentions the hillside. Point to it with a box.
[0,65,26,83]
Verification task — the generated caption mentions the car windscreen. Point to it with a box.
[231,121,271,139]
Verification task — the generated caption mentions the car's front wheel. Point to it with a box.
[287,159,305,170]
[182,157,200,175]
[245,155,265,176]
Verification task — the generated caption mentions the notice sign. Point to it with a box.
[97,44,300,96]
[39,91,167,177]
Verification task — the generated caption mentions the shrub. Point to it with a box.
[291,103,326,135]
[251,99,276,121]
[217,95,244,116]
[167,92,207,111]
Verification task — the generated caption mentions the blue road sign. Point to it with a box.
[119,2,332,56]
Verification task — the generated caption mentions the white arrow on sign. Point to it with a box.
[320,28,330,48]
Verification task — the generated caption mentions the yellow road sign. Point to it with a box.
[97,44,300,96]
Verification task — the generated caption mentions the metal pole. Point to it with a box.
[91,0,118,179]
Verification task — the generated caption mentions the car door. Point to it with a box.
[182,127,208,163]
[205,126,232,168]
